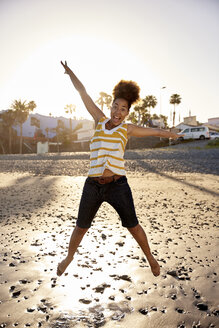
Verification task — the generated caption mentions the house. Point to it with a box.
[0,111,94,140]
[203,117,219,132]
[75,120,95,141]
[13,113,72,138]
[175,115,198,132]
[175,123,197,131]
[150,118,165,129]
[174,115,219,133]
[72,120,95,150]
[0,110,95,152]
[183,116,198,126]
[207,117,219,127]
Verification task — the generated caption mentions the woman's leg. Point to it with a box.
[57,178,102,276]
[105,178,160,276]
[127,224,160,277]
[57,225,88,276]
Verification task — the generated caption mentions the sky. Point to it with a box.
[0,0,219,125]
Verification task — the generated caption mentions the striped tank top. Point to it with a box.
[88,116,128,177]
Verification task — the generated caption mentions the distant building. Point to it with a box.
[13,113,72,138]
[203,118,219,132]
[175,115,198,131]
[0,110,95,145]
[76,120,95,141]
[175,123,195,131]
[1,112,95,140]
[151,118,165,129]
[183,116,198,126]
[175,115,219,133]
[207,117,219,127]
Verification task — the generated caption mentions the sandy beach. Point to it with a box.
[0,146,218,328]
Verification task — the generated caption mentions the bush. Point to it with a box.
[206,139,219,148]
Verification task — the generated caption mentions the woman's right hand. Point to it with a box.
[61,60,72,75]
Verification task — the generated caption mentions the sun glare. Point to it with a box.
[2,35,163,120]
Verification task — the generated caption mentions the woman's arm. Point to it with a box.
[61,61,104,122]
[127,123,179,139]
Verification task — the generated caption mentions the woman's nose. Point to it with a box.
[115,108,121,115]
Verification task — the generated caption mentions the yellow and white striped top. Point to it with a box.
[88,116,128,177]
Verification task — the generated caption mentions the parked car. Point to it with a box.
[209,131,219,140]
[177,126,210,140]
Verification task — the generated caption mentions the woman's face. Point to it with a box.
[110,98,129,126]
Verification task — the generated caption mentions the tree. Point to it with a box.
[54,121,83,151]
[30,116,40,128]
[128,111,138,125]
[141,109,151,127]
[129,95,157,127]
[96,92,112,112]
[128,100,150,126]
[142,95,157,115]
[34,129,45,139]
[65,104,76,131]
[133,102,144,125]
[0,109,17,153]
[160,114,169,129]
[170,94,181,127]
[128,101,168,129]
[12,99,36,154]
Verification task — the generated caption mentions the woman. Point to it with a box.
[57,61,179,277]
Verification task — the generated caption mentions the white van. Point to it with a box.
[177,126,210,140]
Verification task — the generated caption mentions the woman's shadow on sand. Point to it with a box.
[0,174,60,221]
[134,159,219,198]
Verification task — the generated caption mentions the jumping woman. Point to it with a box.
[57,61,178,277]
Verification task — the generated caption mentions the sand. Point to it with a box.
[0,156,219,327]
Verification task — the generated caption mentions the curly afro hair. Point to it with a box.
[112,80,140,109]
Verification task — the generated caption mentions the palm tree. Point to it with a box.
[142,95,157,116]
[170,94,181,127]
[129,100,150,126]
[65,104,76,131]
[128,111,138,125]
[0,109,16,153]
[141,109,151,127]
[160,114,168,129]
[11,99,36,154]
[96,92,112,112]
[134,102,144,125]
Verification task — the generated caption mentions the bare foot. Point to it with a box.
[57,257,73,276]
[148,255,160,277]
